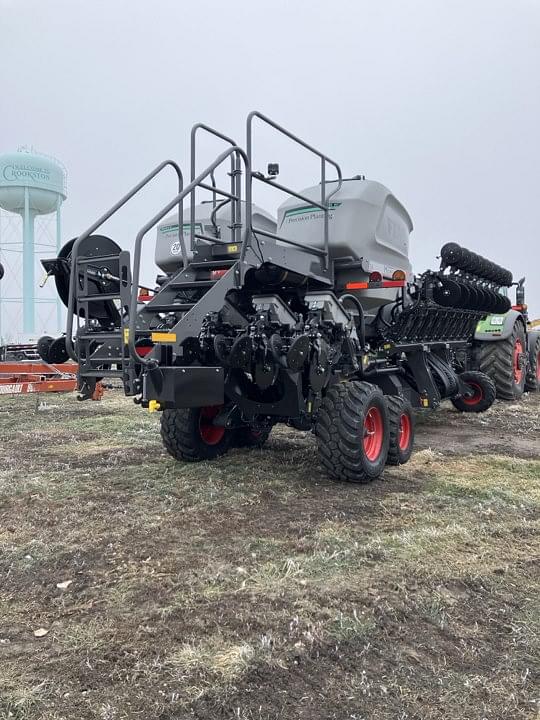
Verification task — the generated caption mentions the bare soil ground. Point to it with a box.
[0,391,539,720]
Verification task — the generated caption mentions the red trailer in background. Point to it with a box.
[0,362,103,399]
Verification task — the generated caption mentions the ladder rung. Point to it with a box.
[189,260,236,269]
[144,303,194,313]
[78,293,119,301]
[77,255,119,265]
[167,280,215,289]
[78,332,122,340]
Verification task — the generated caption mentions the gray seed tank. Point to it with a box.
[155,201,276,274]
[277,177,413,312]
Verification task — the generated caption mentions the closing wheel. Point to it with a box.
[451,371,496,413]
[315,381,389,483]
[525,336,540,392]
[160,405,232,461]
[476,322,527,400]
[385,395,415,465]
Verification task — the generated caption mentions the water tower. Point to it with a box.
[0,148,67,337]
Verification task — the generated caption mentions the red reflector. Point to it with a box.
[346,282,369,290]
[138,294,153,302]
[136,346,153,357]
[369,271,382,282]
[211,269,228,280]
[345,280,404,290]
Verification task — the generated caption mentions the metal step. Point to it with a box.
[167,279,216,289]
[189,259,236,269]
[143,302,195,313]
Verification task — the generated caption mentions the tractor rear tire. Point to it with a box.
[315,381,389,483]
[451,371,496,413]
[385,396,415,465]
[525,336,540,392]
[160,406,232,462]
[234,426,271,448]
[476,322,527,400]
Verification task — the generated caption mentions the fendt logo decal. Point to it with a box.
[280,202,341,227]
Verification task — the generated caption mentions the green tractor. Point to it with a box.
[472,279,540,399]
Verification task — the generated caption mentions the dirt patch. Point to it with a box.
[0,391,539,719]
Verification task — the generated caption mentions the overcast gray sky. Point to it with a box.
[1,0,539,318]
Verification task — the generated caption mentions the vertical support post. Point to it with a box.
[321,157,328,271]
[0,212,3,344]
[23,186,35,335]
[56,196,62,332]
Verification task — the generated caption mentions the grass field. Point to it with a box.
[1,391,539,719]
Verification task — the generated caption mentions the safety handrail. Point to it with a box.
[244,110,343,268]
[128,145,251,367]
[190,124,241,248]
[65,160,185,362]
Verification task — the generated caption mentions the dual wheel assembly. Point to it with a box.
[160,381,415,483]
[315,382,414,483]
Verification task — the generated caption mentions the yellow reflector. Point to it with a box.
[392,269,406,281]
[227,244,238,253]
[123,328,129,344]
[151,332,177,343]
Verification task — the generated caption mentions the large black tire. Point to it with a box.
[385,396,415,465]
[451,370,496,413]
[476,322,527,400]
[234,426,271,448]
[48,336,69,364]
[160,406,232,462]
[315,381,389,483]
[525,335,540,392]
[37,335,54,363]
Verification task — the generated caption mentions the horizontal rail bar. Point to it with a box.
[254,175,326,210]
[198,182,239,201]
[194,233,232,246]
[251,226,327,257]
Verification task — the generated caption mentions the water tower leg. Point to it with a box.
[23,186,35,335]
[56,197,62,333]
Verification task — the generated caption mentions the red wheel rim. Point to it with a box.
[199,406,225,445]
[398,412,411,450]
[363,406,384,461]
[514,339,523,384]
[536,351,540,382]
[462,381,483,406]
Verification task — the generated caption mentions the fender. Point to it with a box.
[474,309,525,342]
